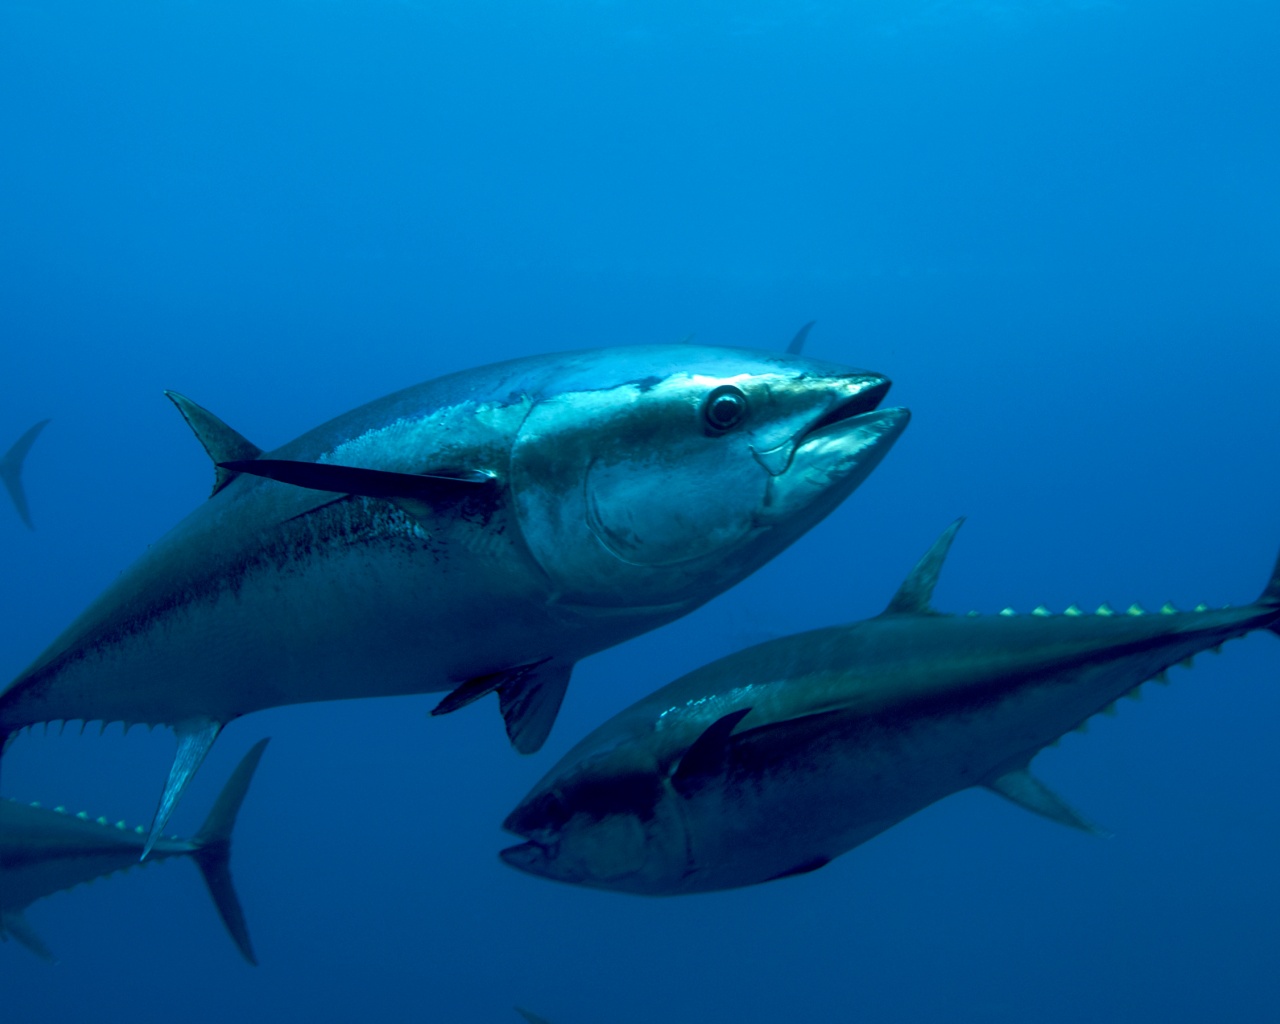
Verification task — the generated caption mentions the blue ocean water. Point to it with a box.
[2,1,1278,1020]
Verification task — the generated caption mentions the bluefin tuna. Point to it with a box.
[501,520,1280,894]
[0,343,908,854]
[1,739,267,963]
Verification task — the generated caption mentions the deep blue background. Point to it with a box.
[2,2,1278,1021]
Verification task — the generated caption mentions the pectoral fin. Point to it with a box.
[985,766,1109,836]
[219,459,494,517]
[672,708,752,796]
[2,909,56,963]
[432,659,573,755]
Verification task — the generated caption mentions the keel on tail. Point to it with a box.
[1,419,50,529]
[1258,543,1280,610]
[0,739,269,965]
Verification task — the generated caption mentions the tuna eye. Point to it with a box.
[703,386,748,433]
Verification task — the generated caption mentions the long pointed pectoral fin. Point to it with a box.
[432,659,573,755]
[220,459,492,500]
[672,708,753,797]
[144,718,223,860]
[985,766,1110,837]
[2,909,57,963]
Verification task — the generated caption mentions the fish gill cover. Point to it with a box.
[1,2,1278,1023]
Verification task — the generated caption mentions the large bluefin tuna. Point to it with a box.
[0,343,908,853]
[1,739,267,963]
[501,520,1280,895]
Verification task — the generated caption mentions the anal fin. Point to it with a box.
[2,909,57,963]
[432,659,573,755]
[144,717,223,860]
[985,766,1110,837]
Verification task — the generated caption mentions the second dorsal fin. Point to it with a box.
[881,518,965,616]
[165,391,263,497]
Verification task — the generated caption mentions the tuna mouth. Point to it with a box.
[799,376,892,445]
[752,376,901,478]
[500,839,554,875]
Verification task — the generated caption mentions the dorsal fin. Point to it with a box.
[881,518,965,616]
[786,320,817,355]
[165,391,262,498]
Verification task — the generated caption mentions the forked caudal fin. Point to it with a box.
[1,419,51,530]
[1258,543,1280,609]
[192,738,270,966]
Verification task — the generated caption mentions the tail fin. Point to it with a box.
[191,738,270,966]
[1256,545,1280,638]
[1,419,50,529]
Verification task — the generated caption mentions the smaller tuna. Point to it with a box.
[1,420,50,530]
[501,521,1280,895]
[0,739,268,963]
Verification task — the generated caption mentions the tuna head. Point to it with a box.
[500,741,691,895]
[509,345,909,619]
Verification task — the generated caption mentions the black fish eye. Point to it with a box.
[703,385,748,433]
